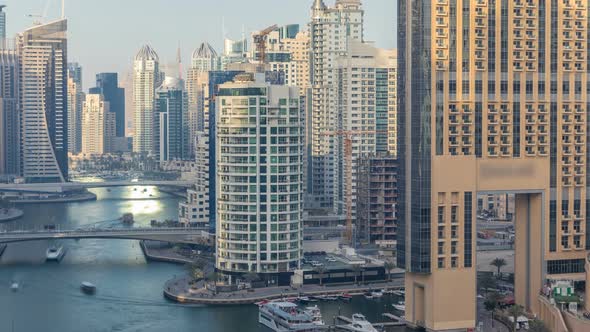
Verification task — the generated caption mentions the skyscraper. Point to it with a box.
[204,70,244,230]
[309,0,364,212]
[178,131,209,228]
[398,0,589,330]
[0,5,6,42]
[216,73,303,283]
[90,73,125,138]
[67,63,84,154]
[154,77,189,161]
[0,46,19,176]
[81,94,115,155]
[19,19,68,183]
[186,42,219,156]
[132,45,160,155]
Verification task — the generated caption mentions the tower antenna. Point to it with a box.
[61,0,65,19]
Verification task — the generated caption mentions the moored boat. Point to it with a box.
[303,305,324,326]
[46,245,65,261]
[81,281,96,295]
[258,301,322,331]
[340,313,379,332]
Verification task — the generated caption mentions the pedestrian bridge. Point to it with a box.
[0,180,193,193]
[0,227,212,245]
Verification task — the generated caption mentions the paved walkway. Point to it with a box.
[164,276,404,304]
[0,208,24,222]
[476,298,510,332]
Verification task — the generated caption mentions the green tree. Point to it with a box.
[384,260,396,281]
[490,257,507,278]
[507,304,525,332]
[484,292,502,327]
[314,266,327,286]
[243,272,260,284]
[478,273,498,293]
[528,319,550,332]
[186,263,204,281]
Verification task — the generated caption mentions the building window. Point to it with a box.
[438,206,445,224]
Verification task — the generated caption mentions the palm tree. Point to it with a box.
[384,260,396,281]
[314,266,327,286]
[507,304,525,332]
[186,263,203,281]
[490,257,507,278]
[484,292,501,327]
[478,273,498,293]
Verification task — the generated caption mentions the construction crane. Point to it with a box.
[253,24,278,72]
[319,130,378,244]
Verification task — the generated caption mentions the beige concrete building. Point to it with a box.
[398,0,589,331]
[81,94,115,155]
[132,45,160,155]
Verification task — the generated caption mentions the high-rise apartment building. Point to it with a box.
[19,19,68,183]
[216,73,303,282]
[0,46,19,176]
[356,154,397,244]
[90,73,125,138]
[132,45,160,155]
[398,0,590,330]
[205,70,244,230]
[81,94,115,155]
[335,41,396,216]
[178,131,209,228]
[309,0,364,212]
[154,77,189,161]
[67,63,84,154]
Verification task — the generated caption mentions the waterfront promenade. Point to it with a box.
[164,276,405,305]
[0,208,24,222]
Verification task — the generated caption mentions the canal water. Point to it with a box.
[0,187,410,332]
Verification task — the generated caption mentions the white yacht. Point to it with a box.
[10,282,19,292]
[303,305,324,326]
[392,301,406,312]
[341,314,379,332]
[370,290,384,298]
[46,245,65,261]
[258,301,321,331]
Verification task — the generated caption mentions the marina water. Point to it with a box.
[0,187,410,332]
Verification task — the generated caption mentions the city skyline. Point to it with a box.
[2,0,396,89]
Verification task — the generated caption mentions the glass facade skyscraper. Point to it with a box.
[90,73,125,138]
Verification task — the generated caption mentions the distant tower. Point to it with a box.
[154,76,189,161]
[132,44,160,155]
[0,45,19,176]
[81,94,115,155]
[90,73,125,138]
[67,62,84,154]
[19,19,69,183]
[0,5,6,41]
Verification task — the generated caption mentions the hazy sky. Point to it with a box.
[4,0,396,89]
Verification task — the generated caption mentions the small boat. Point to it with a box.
[392,289,405,296]
[296,296,311,304]
[258,301,319,331]
[319,295,338,301]
[341,313,379,332]
[339,293,353,302]
[363,292,374,299]
[46,245,65,261]
[392,301,405,312]
[81,282,96,295]
[10,282,19,292]
[304,305,325,326]
[370,290,384,298]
